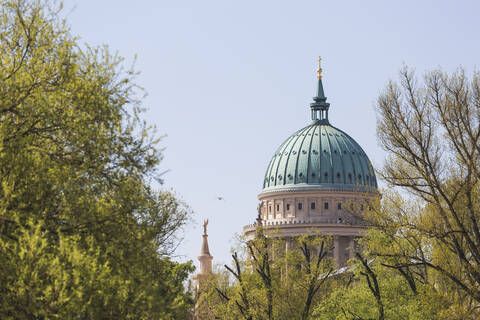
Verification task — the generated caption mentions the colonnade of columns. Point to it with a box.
[284,235,357,267]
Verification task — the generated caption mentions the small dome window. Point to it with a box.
[271,177,274,181]
[292,151,297,155]
[352,151,356,154]
[287,174,292,179]
[278,175,283,180]
[311,173,315,177]
[343,150,347,154]
[299,172,303,177]
[323,149,327,153]
[336,172,341,178]
[302,150,307,154]
[358,174,362,179]
[324,172,328,177]
[334,150,337,153]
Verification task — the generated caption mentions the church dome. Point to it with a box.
[262,122,377,193]
[261,60,377,194]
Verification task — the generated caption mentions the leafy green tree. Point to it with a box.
[314,252,448,320]
[200,65,480,319]
[0,0,193,318]
[202,222,334,320]
[367,66,480,316]
[317,66,480,320]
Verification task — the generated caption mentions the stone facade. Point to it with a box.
[243,189,375,266]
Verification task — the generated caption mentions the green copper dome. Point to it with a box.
[261,65,377,194]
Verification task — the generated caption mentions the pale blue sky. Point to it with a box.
[64,0,479,266]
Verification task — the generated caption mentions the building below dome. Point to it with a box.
[244,58,378,267]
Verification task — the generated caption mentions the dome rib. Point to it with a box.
[283,127,306,186]
[337,132,355,185]
[274,135,291,186]
[306,126,319,184]
[319,126,330,184]
[330,130,345,184]
[295,126,313,184]
[302,127,314,184]
[324,127,334,184]
[265,130,294,188]
[335,126,367,187]
[337,130,359,185]
[285,127,307,186]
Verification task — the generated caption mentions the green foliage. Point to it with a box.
[310,66,480,320]
[314,255,447,320]
[203,227,334,320]
[0,0,193,318]
[200,65,480,319]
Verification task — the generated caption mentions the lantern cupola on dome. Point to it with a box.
[310,57,331,124]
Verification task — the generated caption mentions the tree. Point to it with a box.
[204,223,334,320]
[200,66,480,319]
[0,0,193,318]
[359,66,480,317]
[313,252,448,320]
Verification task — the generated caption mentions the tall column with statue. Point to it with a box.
[192,220,213,319]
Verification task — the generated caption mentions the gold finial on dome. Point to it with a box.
[317,56,323,79]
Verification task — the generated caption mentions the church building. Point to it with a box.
[193,58,378,297]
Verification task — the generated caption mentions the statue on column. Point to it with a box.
[203,219,208,235]
[194,218,213,320]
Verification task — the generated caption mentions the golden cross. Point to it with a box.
[317,56,323,79]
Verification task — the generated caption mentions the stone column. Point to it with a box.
[333,236,340,265]
[193,220,213,294]
[193,220,214,320]
[349,236,355,260]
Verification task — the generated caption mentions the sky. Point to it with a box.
[63,0,480,267]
